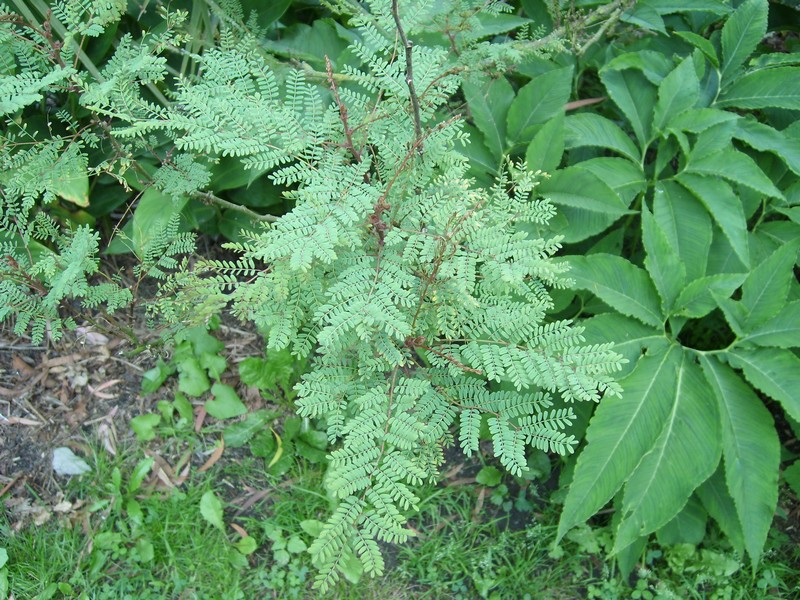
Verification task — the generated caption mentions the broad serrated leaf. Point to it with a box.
[566,254,663,327]
[676,174,750,268]
[646,0,730,14]
[696,466,745,555]
[563,113,640,162]
[463,75,515,161]
[671,273,747,319]
[526,112,564,172]
[716,67,800,110]
[653,180,712,281]
[507,66,573,145]
[699,355,779,564]
[538,167,630,217]
[604,50,675,85]
[687,149,783,200]
[579,314,668,377]
[641,206,685,311]
[665,108,738,134]
[740,301,800,348]
[653,57,700,133]
[674,31,719,67]
[727,347,800,423]
[572,158,645,206]
[599,68,656,148]
[740,242,799,329]
[656,495,708,546]
[620,1,666,34]
[734,118,800,177]
[558,345,681,540]
[614,351,720,553]
[721,0,769,84]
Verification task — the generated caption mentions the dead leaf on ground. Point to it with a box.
[198,440,225,473]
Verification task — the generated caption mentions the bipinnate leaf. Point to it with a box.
[653,181,712,281]
[558,345,681,540]
[641,206,685,312]
[526,112,564,172]
[564,113,640,162]
[726,348,800,423]
[507,66,573,145]
[566,254,663,328]
[653,57,700,133]
[720,0,768,84]
[716,67,800,110]
[740,301,800,348]
[463,75,514,161]
[614,351,720,553]
[599,68,656,148]
[699,355,779,564]
[739,242,799,329]
[676,174,750,268]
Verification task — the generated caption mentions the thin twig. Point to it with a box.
[193,191,278,222]
[325,55,362,163]
[391,0,424,150]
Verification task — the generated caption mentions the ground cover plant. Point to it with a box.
[1,0,799,597]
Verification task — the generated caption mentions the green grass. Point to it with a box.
[2,436,798,599]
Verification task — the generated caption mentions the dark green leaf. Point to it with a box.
[526,112,564,172]
[727,347,800,423]
[734,118,800,177]
[656,496,708,546]
[653,57,700,133]
[621,2,666,34]
[614,351,720,552]
[653,180,712,281]
[687,149,784,199]
[666,108,738,134]
[600,68,656,148]
[671,273,747,319]
[579,314,668,377]
[507,66,573,145]
[566,254,663,327]
[696,466,745,555]
[463,75,515,161]
[558,345,682,540]
[538,167,630,217]
[604,50,675,85]
[572,158,645,206]
[641,206,685,312]
[676,174,750,268]
[721,0,768,84]
[674,31,719,67]
[564,114,640,162]
[740,242,799,329]
[716,67,800,110]
[740,301,800,348]
[699,355,779,564]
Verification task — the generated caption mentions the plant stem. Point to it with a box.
[391,0,424,149]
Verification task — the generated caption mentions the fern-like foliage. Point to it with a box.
[2,0,624,587]
[120,1,624,590]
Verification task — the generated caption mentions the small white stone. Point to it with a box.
[52,447,92,476]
